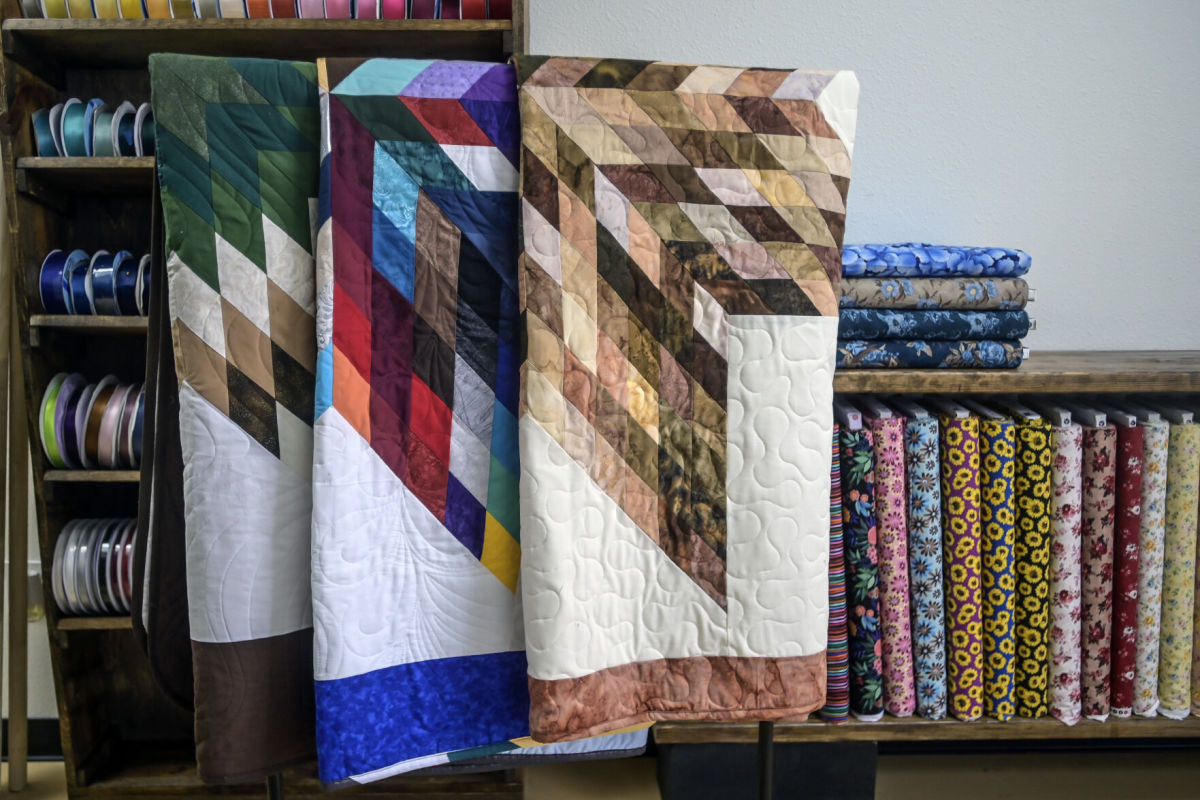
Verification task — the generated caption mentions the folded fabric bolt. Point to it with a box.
[979,415,1018,721]
[840,277,1031,310]
[1080,425,1117,721]
[1049,423,1084,725]
[1159,422,1199,719]
[1110,422,1144,717]
[838,309,1030,341]
[843,244,1031,278]
[1012,416,1053,718]
[904,414,947,720]
[821,427,851,724]
[837,340,1024,369]
[841,426,885,720]
[1133,419,1170,716]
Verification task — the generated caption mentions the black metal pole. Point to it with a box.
[757,720,774,800]
[266,772,285,800]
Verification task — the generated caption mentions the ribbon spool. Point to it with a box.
[409,0,435,17]
[194,0,219,15]
[21,0,44,15]
[69,254,93,315]
[460,0,484,18]
[245,0,271,16]
[354,0,376,18]
[56,374,89,468]
[48,104,66,155]
[136,254,151,316]
[323,0,350,17]
[128,388,146,468]
[217,0,245,16]
[60,99,87,157]
[295,0,319,17]
[110,101,138,157]
[53,518,136,616]
[118,0,145,16]
[92,107,118,157]
[378,0,403,17]
[98,383,131,468]
[39,250,73,314]
[88,251,121,315]
[93,0,121,17]
[168,0,192,16]
[39,373,69,468]
[487,0,509,18]
[114,252,141,315]
[65,0,94,16]
[42,375,145,471]
[440,0,459,17]
[134,103,155,157]
[82,99,106,156]
[39,0,69,16]
[268,0,295,16]
[82,375,118,469]
[146,0,171,17]
[32,109,57,157]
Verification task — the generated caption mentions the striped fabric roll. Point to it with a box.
[1049,423,1084,725]
[1081,425,1118,721]
[869,415,916,717]
[1159,422,1199,718]
[1110,422,1144,717]
[904,415,946,719]
[940,415,984,721]
[979,416,1018,720]
[1013,416,1053,718]
[841,426,884,720]
[1134,419,1170,716]
[821,426,850,723]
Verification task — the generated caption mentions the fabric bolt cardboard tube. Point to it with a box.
[868,414,915,717]
[837,339,1024,369]
[1080,425,1118,721]
[1157,422,1199,718]
[839,277,1030,311]
[1133,419,1170,716]
[514,56,855,741]
[979,416,1018,720]
[837,309,1030,341]
[841,426,884,720]
[1109,422,1144,717]
[1048,423,1084,725]
[821,426,851,723]
[940,415,984,721]
[1013,416,1053,718]
[904,414,947,719]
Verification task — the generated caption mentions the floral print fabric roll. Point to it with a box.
[905,415,947,719]
[1134,420,1170,717]
[839,277,1031,311]
[869,416,916,717]
[837,339,1024,370]
[822,426,850,723]
[837,309,1031,341]
[1110,423,1144,717]
[940,416,984,721]
[841,426,884,720]
[1013,417,1053,718]
[1049,423,1084,725]
[842,243,1032,278]
[1080,425,1117,721]
[1159,422,1199,718]
[979,417,1018,720]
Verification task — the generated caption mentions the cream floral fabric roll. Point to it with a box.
[1048,423,1084,725]
[1159,422,1199,718]
[1134,419,1169,717]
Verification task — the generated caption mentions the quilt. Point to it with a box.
[837,309,1030,341]
[842,243,1031,278]
[514,56,857,740]
[310,58,645,785]
[839,277,1030,310]
[152,54,319,783]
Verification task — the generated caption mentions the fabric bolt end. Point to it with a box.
[1157,423,1198,717]
[979,417,1018,721]
[837,339,1024,370]
[839,277,1030,311]
[838,309,1030,341]
[842,243,1031,279]
[1080,425,1117,721]
[822,426,851,723]
[842,427,885,720]
[1048,423,1084,725]
[1013,416,1053,719]
[1110,423,1144,717]
[904,414,946,720]
[1133,420,1169,717]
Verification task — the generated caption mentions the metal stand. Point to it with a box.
[6,266,29,792]
[757,721,773,800]
[266,772,285,800]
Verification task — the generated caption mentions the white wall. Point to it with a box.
[532,0,1200,351]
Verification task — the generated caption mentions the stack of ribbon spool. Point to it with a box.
[40,249,151,317]
[19,0,511,18]
[31,99,153,158]
[39,374,145,470]
[52,519,136,616]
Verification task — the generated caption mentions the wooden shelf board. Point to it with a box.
[44,470,139,483]
[654,716,1200,744]
[30,314,148,333]
[2,19,513,76]
[56,616,132,631]
[16,157,154,194]
[834,350,1200,394]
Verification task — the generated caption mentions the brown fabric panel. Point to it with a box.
[266,279,317,373]
[192,629,316,784]
[528,652,826,743]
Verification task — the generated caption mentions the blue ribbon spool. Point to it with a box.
[113,251,140,315]
[131,390,145,465]
[88,251,120,315]
[32,109,57,157]
[138,254,151,315]
[60,99,88,157]
[82,98,105,156]
[59,250,90,315]
[68,251,93,314]
[134,103,154,157]
[112,102,138,156]
[39,250,71,313]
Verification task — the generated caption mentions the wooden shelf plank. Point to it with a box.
[2,19,512,76]
[56,616,132,631]
[29,314,148,333]
[44,470,139,483]
[16,157,154,194]
[654,716,1200,744]
[834,350,1200,394]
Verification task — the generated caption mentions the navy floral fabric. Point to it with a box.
[840,426,885,719]
[843,244,1031,278]
[839,309,1030,341]
[840,277,1030,310]
[837,340,1024,369]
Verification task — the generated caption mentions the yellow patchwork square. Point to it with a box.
[482,513,521,593]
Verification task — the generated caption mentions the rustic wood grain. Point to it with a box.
[44,470,140,483]
[17,157,154,194]
[56,616,133,631]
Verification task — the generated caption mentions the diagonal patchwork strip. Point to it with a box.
[516,57,857,742]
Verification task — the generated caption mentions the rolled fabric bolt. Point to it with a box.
[1158,422,1199,718]
[94,0,120,16]
[1110,422,1144,717]
[905,415,947,720]
[440,0,459,16]
[378,0,403,15]
[487,0,510,18]
[1080,425,1117,721]
[216,0,245,15]
[1049,423,1084,725]
[194,0,219,12]
[841,425,884,720]
[295,0,321,15]
[979,416,1018,721]
[1133,420,1170,716]
[409,0,435,16]
[1013,416,1054,719]
[941,415,984,721]
[461,0,483,16]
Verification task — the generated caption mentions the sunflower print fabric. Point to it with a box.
[979,417,1018,721]
[1110,423,1144,718]
[1048,423,1084,725]
[1159,422,1199,718]
[822,426,851,724]
[1080,425,1117,721]
[841,426,885,719]
[1134,419,1170,717]
[905,415,946,719]
[1013,416,1053,718]
[869,415,915,717]
[940,415,984,721]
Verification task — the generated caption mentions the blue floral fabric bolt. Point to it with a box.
[840,277,1030,310]
[839,309,1030,341]
[843,244,1032,278]
[837,340,1024,369]
[905,415,948,719]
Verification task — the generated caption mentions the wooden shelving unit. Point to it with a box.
[43,470,140,483]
